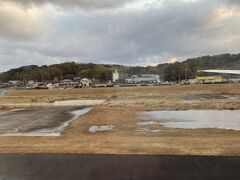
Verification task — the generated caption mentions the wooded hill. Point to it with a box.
[0,53,239,82]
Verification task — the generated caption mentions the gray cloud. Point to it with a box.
[35,0,240,62]
[0,0,240,72]
[0,2,41,40]
[220,0,240,6]
[4,0,134,9]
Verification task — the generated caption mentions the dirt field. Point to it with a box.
[0,84,240,155]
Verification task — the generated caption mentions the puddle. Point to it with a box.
[139,110,240,130]
[136,128,162,133]
[89,125,115,133]
[138,121,162,126]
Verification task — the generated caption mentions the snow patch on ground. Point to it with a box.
[53,100,105,106]
[89,125,115,133]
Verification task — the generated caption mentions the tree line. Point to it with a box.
[0,53,239,82]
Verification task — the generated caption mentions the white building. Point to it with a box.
[27,80,35,86]
[126,74,160,84]
[8,80,20,86]
[112,69,119,83]
[81,78,91,87]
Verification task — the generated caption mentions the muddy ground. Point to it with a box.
[0,84,239,155]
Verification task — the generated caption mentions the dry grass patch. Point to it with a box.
[0,84,239,155]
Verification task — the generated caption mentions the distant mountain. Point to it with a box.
[154,53,240,80]
[0,53,239,82]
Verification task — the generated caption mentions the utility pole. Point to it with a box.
[41,71,44,83]
[19,73,21,83]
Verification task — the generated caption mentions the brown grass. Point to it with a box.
[0,106,13,111]
[0,83,240,155]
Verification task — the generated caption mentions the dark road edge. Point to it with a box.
[0,153,240,180]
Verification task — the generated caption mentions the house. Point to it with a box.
[81,78,91,87]
[27,80,35,86]
[0,82,10,88]
[8,80,20,85]
[53,77,59,83]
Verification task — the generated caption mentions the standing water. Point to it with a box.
[139,110,240,130]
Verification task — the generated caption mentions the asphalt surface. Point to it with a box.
[0,154,239,180]
[0,107,83,136]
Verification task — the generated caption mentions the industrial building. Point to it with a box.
[196,76,228,84]
[125,74,160,84]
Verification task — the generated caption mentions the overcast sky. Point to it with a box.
[0,0,239,72]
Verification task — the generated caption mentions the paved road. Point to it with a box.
[0,154,239,180]
[0,107,89,136]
